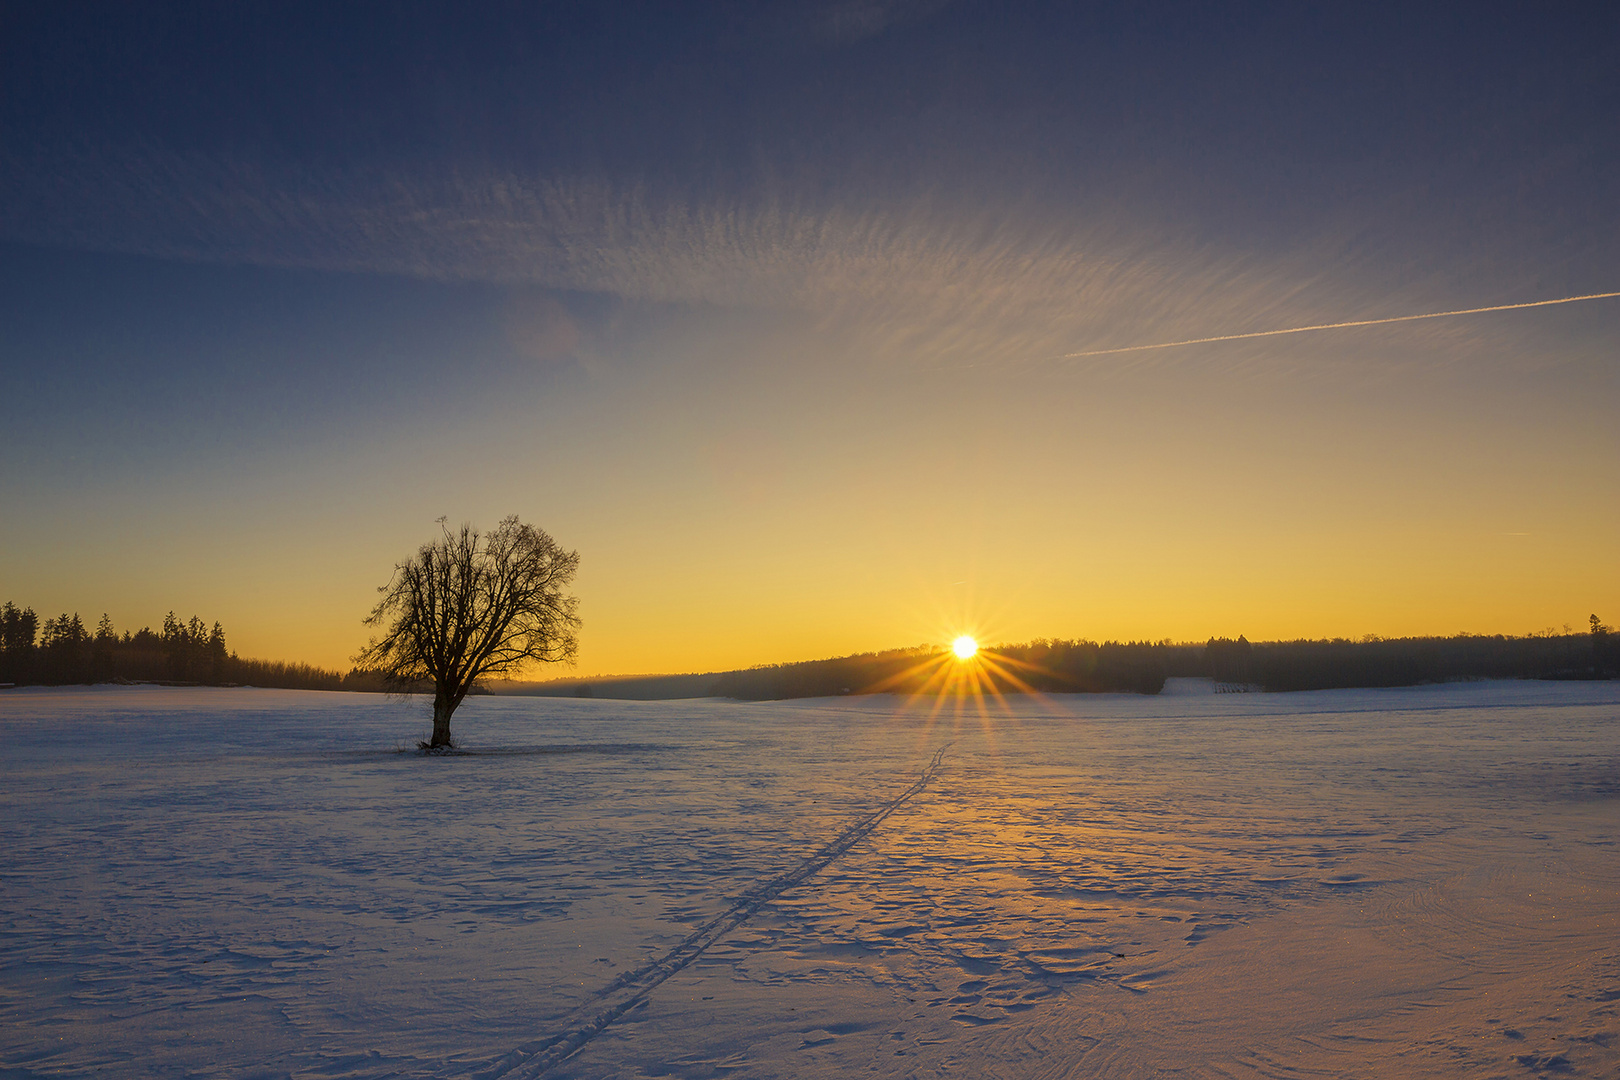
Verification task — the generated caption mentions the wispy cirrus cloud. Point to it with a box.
[805,0,957,42]
[0,145,1556,375]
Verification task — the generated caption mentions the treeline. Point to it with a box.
[710,639,1171,699]
[511,639,1173,701]
[492,671,724,700]
[1202,618,1616,691]
[0,602,389,691]
[6,597,1613,699]
[513,622,1617,702]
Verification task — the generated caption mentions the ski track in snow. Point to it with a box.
[2,680,1618,1079]
[481,746,949,1079]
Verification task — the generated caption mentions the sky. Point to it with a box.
[2,1,1617,677]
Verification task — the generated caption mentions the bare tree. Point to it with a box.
[357,517,580,748]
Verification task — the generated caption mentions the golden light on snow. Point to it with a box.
[952,635,979,660]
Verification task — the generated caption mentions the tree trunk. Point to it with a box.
[430,688,456,747]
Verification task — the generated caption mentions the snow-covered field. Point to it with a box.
[3,680,1617,1079]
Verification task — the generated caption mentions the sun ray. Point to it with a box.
[852,632,1111,752]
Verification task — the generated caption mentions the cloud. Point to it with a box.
[504,292,582,364]
[0,144,1548,377]
[718,0,957,47]
[807,0,956,43]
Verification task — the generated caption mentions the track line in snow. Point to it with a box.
[477,745,950,1079]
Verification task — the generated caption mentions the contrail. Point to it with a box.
[1059,291,1620,359]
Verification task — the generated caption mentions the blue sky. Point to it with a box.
[3,1,1616,673]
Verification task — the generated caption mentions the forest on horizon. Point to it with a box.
[2,600,1613,699]
[517,621,1615,701]
[0,602,386,692]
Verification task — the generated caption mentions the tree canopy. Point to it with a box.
[356,516,580,748]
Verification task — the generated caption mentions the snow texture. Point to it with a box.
[3,679,1617,1078]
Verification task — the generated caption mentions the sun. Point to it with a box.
[951,635,979,660]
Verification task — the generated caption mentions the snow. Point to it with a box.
[3,680,1617,1078]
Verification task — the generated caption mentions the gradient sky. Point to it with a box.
[3,1,1617,676]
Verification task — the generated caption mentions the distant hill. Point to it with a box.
[5,595,1610,699]
[486,670,727,701]
[492,640,1174,701]
[1202,626,1613,692]
[493,625,1615,702]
